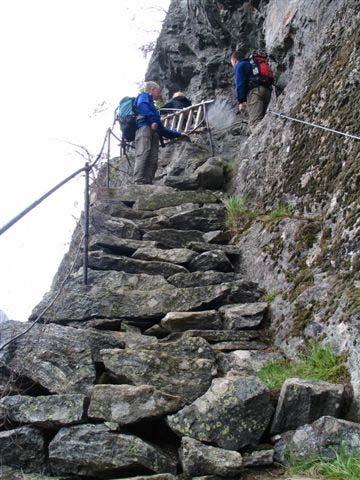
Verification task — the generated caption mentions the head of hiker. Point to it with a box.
[231,48,273,130]
[133,81,189,185]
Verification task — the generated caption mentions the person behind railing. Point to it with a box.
[161,91,192,115]
[134,81,189,185]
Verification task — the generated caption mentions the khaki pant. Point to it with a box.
[134,126,159,185]
[247,86,272,130]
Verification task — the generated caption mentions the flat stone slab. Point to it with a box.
[32,275,231,325]
[173,329,260,343]
[101,337,217,403]
[243,449,274,466]
[90,210,141,239]
[274,416,360,464]
[0,394,85,428]
[89,250,188,278]
[180,436,243,477]
[0,467,69,480]
[89,234,159,255]
[187,241,241,255]
[96,185,174,204]
[134,190,219,210]
[168,271,237,288]
[88,385,184,425]
[168,372,274,450]
[161,311,222,332]
[49,424,177,476]
[167,205,226,232]
[271,378,346,435]
[0,426,46,472]
[132,247,197,265]
[212,341,268,352]
[143,229,205,248]
[219,302,268,330]
[189,251,234,272]
[217,350,285,375]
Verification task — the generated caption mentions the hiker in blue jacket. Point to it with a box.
[134,81,189,185]
[231,50,272,130]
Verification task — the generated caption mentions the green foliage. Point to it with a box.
[289,448,360,480]
[259,342,349,390]
[261,291,279,302]
[225,196,262,236]
[268,203,293,219]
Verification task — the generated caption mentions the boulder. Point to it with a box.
[0,394,85,428]
[219,303,268,330]
[134,190,219,210]
[101,337,217,403]
[203,230,231,243]
[271,378,346,434]
[160,310,222,331]
[88,250,188,278]
[164,173,199,190]
[0,426,46,472]
[143,229,205,248]
[217,350,285,375]
[242,449,274,467]
[88,384,184,424]
[228,280,263,303]
[132,247,197,265]
[90,210,141,239]
[274,416,360,464]
[195,157,225,190]
[168,271,236,288]
[189,251,234,272]
[179,436,243,477]
[167,205,225,232]
[49,424,177,476]
[89,234,159,255]
[168,372,274,450]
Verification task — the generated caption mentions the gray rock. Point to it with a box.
[271,378,346,435]
[228,280,263,303]
[161,310,222,332]
[90,210,141,239]
[0,426,46,471]
[168,372,274,449]
[115,331,158,348]
[217,350,285,375]
[89,250,188,278]
[164,173,199,190]
[132,247,197,265]
[176,329,260,343]
[89,234,159,255]
[0,394,85,428]
[168,271,236,288]
[168,205,226,232]
[134,190,219,210]
[212,341,268,352]
[88,385,184,424]
[101,337,217,403]
[187,241,241,255]
[242,449,274,467]
[143,229,205,248]
[32,274,230,325]
[189,251,234,273]
[49,424,177,476]
[195,157,225,190]
[203,230,231,243]
[219,303,268,330]
[180,436,243,477]
[93,201,151,220]
[0,467,68,480]
[0,321,98,394]
[95,185,174,204]
[274,416,360,464]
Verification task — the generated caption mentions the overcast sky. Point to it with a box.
[0,0,170,320]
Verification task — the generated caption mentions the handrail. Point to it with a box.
[161,99,214,134]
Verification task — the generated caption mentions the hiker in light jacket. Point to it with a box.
[134,81,189,185]
[231,50,272,130]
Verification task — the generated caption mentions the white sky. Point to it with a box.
[0,0,170,320]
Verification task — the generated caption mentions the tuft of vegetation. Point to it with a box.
[288,449,360,480]
[261,291,279,302]
[268,203,293,219]
[259,342,349,390]
[225,196,263,236]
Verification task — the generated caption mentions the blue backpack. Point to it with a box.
[117,96,137,142]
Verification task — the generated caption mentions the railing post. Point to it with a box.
[83,162,90,286]
[106,129,111,188]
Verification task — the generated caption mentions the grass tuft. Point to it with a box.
[261,291,279,302]
[269,203,293,219]
[225,196,263,236]
[289,449,360,479]
[259,342,349,390]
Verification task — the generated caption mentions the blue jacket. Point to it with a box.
[135,92,182,140]
[234,59,254,103]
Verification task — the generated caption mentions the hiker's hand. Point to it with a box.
[151,122,158,131]
[181,133,191,142]
[239,102,247,113]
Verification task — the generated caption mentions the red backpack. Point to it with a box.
[249,52,274,87]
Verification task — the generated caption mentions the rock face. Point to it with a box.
[101,337,217,403]
[49,424,177,476]
[180,436,243,477]
[274,416,360,464]
[88,385,184,425]
[0,427,46,472]
[168,372,274,450]
[271,378,346,434]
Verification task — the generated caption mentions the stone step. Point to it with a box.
[187,241,241,256]
[132,246,198,265]
[94,185,175,204]
[219,302,268,330]
[89,234,159,255]
[160,310,222,332]
[143,229,206,248]
[162,329,261,343]
[134,189,221,210]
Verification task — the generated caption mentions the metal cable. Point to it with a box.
[269,109,360,141]
[0,234,85,352]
